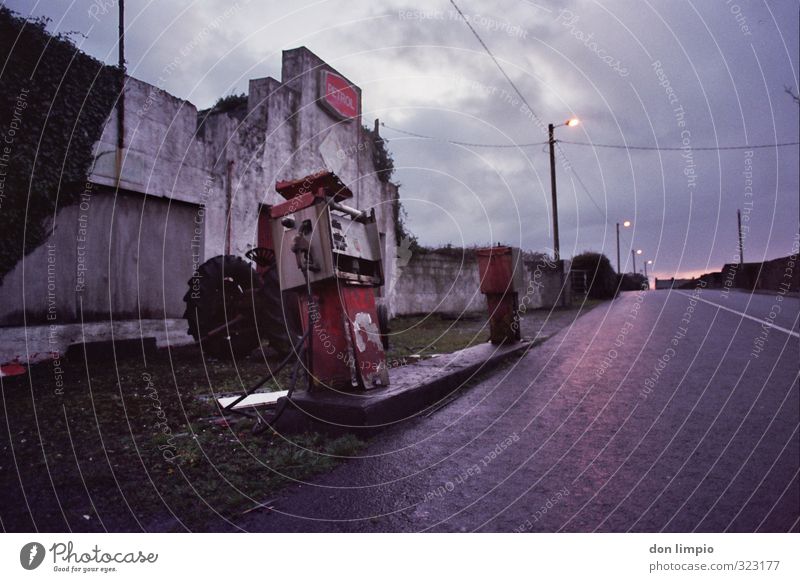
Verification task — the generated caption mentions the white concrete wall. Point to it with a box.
[0,46,400,365]
[194,48,398,308]
[393,251,571,316]
[393,252,484,316]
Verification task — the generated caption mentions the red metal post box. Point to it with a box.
[476,246,524,344]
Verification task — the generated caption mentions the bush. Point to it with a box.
[618,272,648,291]
[571,252,617,299]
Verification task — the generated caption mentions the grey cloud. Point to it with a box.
[6,0,797,277]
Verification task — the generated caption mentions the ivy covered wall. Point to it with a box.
[0,7,120,280]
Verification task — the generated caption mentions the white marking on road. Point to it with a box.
[675,291,799,339]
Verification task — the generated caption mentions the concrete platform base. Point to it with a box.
[275,339,536,434]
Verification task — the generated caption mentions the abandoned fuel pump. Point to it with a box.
[476,245,524,344]
[270,170,389,390]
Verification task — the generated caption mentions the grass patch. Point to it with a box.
[0,343,365,531]
[386,299,605,361]
[386,314,488,360]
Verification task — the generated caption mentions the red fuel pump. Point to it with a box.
[270,171,389,390]
[476,245,524,344]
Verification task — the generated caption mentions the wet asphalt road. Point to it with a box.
[240,289,799,532]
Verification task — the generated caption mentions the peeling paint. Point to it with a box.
[352,311,380,353]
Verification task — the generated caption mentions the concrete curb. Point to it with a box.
[274,338,540,435]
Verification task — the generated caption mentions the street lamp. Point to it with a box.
[632,248,642,274]
[644,259,652,281]
[548,117,580,261]
[616,219,631,273]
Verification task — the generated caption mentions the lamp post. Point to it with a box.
[644,259,652,284]
[632,248,642,274]
[616,219,631,273]
[548,117,580,261]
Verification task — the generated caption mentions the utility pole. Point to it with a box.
[115,0,125,183]
[118,0,125,82]
[547,118,579,307]
[548,123,560,262]
[631,249,637,275]
[737,209,744,265]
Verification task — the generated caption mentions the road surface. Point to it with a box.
[240,288,799,532]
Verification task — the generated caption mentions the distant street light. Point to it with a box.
[632,248,642,274]
[644,259,652,280]
[616,220,631,272]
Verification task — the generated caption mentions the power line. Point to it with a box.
[424,0,798,250]
[448,0,548,133]
[383,122,609,220]
[560,139,800,151]
[445,0,620,229]
[382,123,800,152]
[380,123,548,148]
[562,158,606,217]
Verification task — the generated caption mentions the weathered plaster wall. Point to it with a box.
[392,252,483,316]
[393,251,571,316]
[0,46,401,364]
[0,190,201,327]
[202,48,398,312]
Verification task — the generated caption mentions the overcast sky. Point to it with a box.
[7,0,799,279]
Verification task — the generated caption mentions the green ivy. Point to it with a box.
[0,7,120,280]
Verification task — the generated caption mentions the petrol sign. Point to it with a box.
[319,70,359,120]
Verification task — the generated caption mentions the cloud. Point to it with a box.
[7,0,798,276]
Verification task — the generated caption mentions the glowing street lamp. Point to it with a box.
[616,219,631,273]
[632,249,643,274]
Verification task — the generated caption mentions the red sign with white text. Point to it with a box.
[319,70,359,120]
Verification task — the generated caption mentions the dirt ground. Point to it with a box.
[0,300,601,531]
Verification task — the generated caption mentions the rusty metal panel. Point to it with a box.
[341,286,389,389]
[477,246,523,344]
[269,192,317,219]
[297,282,388,390]
[299,281,358,390]
[477,246,513,294]
[274,170,353,201]
[476,246,524,294]
[485,293,521,344]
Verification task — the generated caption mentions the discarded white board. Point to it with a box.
[217,390,288,411]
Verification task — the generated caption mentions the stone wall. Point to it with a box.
[393,250,570,316]
[392,251,484,316]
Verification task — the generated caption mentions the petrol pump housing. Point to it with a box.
[270,170,389,390]
[476,245,524,344]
